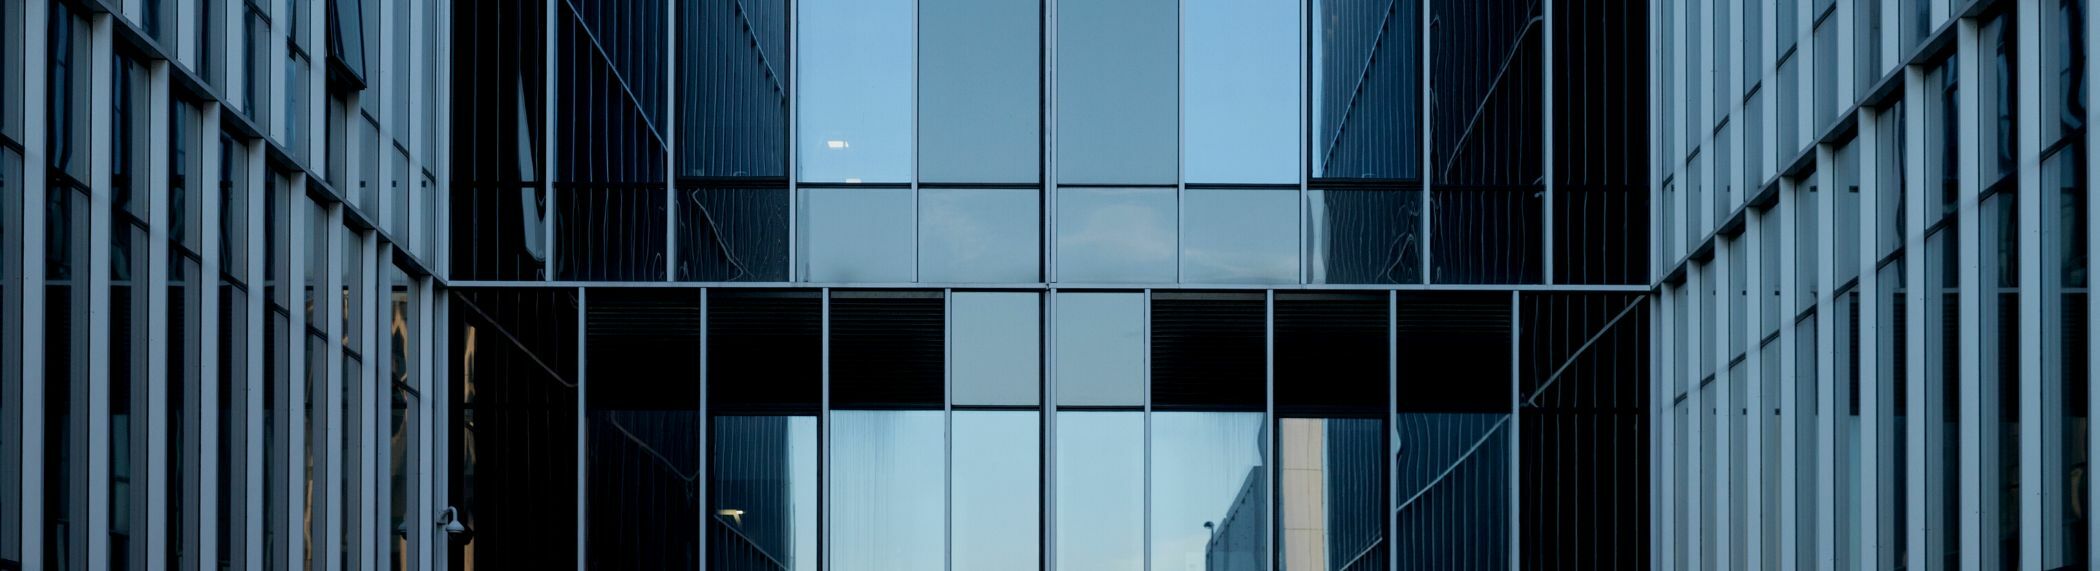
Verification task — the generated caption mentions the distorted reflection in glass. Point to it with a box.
[953,411,1041,570]
[1308,189,1422,284]
[951,292,1041,406]
[1056,188,1176,283]
[800,187,913,282]
[1150,412,1266,571]
[919,188,1041,283]
[1184,188,1300,284]
[1185,0,1301,184]
[831,410,945,571]
[1053,293,1145,407]
[1056,411,1144,571]
[709,415,817,571]
[797,0,912,183]
[1279,418,1384,571]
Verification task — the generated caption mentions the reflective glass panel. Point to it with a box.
[919,188,1040,283]
[1183,188,1299,284]
[1311,0,1421,179]
[1053,293,1145,407]
[1056,0,1177,184]
[797,0,912,183]
[919,0,1039,183]
[1150,412,1267,570]
[830,410,946,570]
[709,415,818,571]
[953,411,1041,570]
[1307,189,1422,284]
[1055,411,1143,571]
[1278,418,1385,570]
[952,292,1041,406]
[586,290,700,568]
[1056,188,1176,283]
[800,188,913,282]
[1185,0,1300,183]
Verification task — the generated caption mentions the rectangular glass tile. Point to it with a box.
[1056,0,1177,184]
[951,292,1041,406]
[800,187,914,282]
[677,187,790,281]
[1183,188,1300,284]
[919,188,1040,283]
[1150,412,1267,569]
[830,410,946,570]
[919,0,1040,183]
[798,0,913,183]
[710,415,817,570]
[1053,292,1145,407]
[953,411,1041,570]
[1185,0,1301,184]
[1055,411,1143,571]
[1056,187,1177,283]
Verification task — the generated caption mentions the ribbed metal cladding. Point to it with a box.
[706,290,821,414]
[827,291,944,409]
[1149,292,1266,411]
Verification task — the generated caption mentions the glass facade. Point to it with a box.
[55,0,2100,568]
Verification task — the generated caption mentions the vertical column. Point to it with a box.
[1955,17,1985,571]
[1813,144,1836,571]
[2015,0,2047,566]
[1687,263,1705,570]
[242,139,269,571]
[320,204,345,571]
[543,0,559,281]
[1902,64,1932,571]
[1857,107,1883,570]
[17,0,49,566]
[145,57,175,571]
[281,172,310,571]
[1776,176,1799,571]
[1387,290,1398,571]
[1714,231,1733,571]
[1542,0,1555,285]
[573,286,587,570]
[414,277,435,571]
[664,0,676,281]
[85,12,117,570]
[1744,210,1766,571]
[195,101,224,571]
[1508,291,1522,569]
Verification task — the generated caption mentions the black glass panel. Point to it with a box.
[707,291,819,413]
[829,291,944,409]
[676,186,788,282]
[1151,292,1265,410]
[587,289,700,568]
[1276,293,1388,417]
[447,288,580,569]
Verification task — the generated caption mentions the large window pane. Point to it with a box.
[952,292,1041,406]
[1183,188,1299,284]
[800,188,913,283]
[830,410,945,571]
[1311,0,1421,180]
[919,0,1040,183]
[708,291,821,413]
[449,289,580,568]
[709,415,817,571]
[952,411,1041,570]
[1056,187,1176,283]
[680,0,787,178]
[1053,293,1145,407]
[829,291,945,409]
[586,289,700,568]
[798,0,912,183]
[919,188,1040,283]
[1185,0,1300,183]
[1055,411,1143,571]
[1278,418,1384,571]
[1056,0,1177,184]
[1151,412,1266,570]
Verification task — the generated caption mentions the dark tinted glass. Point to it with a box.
[829,291,944,408]
[710,415,817,570]
[707,291,820,413]
[586,289,700,568]
[1276,293,1387,416]
[1308,188,1422,284]
[677,186,790,281]
[1313,0,1421,180]
[1151,292,1266,409]
[449,289,580,568]
[681,0,787,178]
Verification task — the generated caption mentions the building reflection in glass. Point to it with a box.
[1152,412,1267,571]
[710,416,817,571]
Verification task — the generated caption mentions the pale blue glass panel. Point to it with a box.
[953,411,1042,570]
[919,188,1040,283]
[1056,411,1144,571]
[1184,188,1299,284]
[919,0,1040,183]
[798,0,913,183]
[801,188,914,282]
[952,292,1041,406]
[1053,292,1145,407]
[1186,0,1301,183]
[1056,187,1177,283]
[1056,0,1177,184]
[1151,412,1267,570]
[831,410,946,571]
